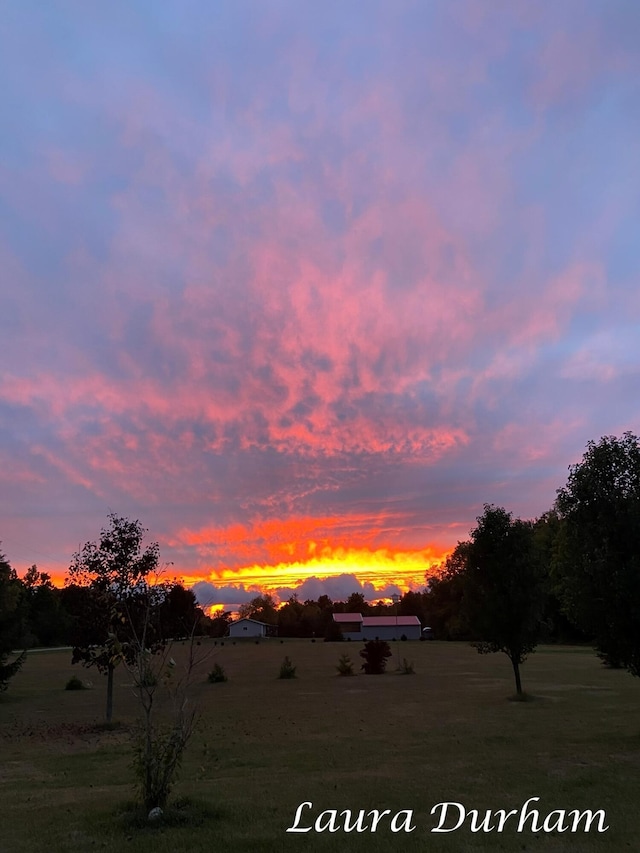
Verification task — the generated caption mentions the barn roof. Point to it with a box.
[333,612,364,623]
[230,617,270,626]
[332,613,421,627]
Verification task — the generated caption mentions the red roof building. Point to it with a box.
[332,612,421,640]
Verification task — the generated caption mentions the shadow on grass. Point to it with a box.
[507,691,539,703]
[91,720,126,733]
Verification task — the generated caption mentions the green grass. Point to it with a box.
[1,641,639,852]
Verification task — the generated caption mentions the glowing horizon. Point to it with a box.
[182,542,448,604]
[31,531,450,604]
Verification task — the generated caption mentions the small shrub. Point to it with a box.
[400,658,415,675]
[207,664,227,684]
[400,634,407,642]
[132,720,191,810]
[360,639,392,674]
[336,653,355,676]
[0,650,26,692]
[278,656,296,679]
[139,668,158,688]
[65,675,87,691]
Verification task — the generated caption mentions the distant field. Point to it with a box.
[1,640,639,853]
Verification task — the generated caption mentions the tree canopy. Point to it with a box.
[555,432,640,674]
[66,513,161,722]
[237,594,278,625]
[0,547,26,691]
[459,505,546,695]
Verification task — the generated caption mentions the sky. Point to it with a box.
[1,1,639,608]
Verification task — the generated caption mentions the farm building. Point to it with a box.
[228,617,274,638]
[333,612,422,641]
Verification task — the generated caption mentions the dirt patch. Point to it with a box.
[0,719,131,747]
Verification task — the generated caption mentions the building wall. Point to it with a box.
[229,621,265,638]
[360,624,421,641]
[337,621,362,633]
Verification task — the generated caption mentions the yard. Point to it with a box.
[1,640,639,852]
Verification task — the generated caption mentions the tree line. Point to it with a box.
[2,432,640,700]
[0,557,209,658]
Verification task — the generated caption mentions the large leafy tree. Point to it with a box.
[555,433,640,673]
[238,593,278,625]
[425,543,472,640]
[461,505,545,696]
[0,547,26,691]
[66,514,160,722]
[156,582,205,639]
[23,565,69,647]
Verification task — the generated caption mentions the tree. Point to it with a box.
[157,583,205,640]
[461,505,545,696]
[66,514,161,722]
[533,511,591,644]
[129,598,202,812]
[0,548,26,691]
[424,546,471,640]
[207,610,232,638]
[23,565,69,647]
[277,596,305,637]
[398,590,427,623]
[238,594,278,625]
[554,433,640,674]
[323,619,344,642]
[345,592,367,614]
[360,639,392,674]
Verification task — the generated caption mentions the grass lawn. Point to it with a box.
[1,640,639,852]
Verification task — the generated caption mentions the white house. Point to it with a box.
[228,617,272,638]
[333,612,422,641]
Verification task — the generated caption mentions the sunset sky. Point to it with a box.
[1,2,639,608]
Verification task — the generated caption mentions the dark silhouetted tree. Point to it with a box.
[345,592,367,614]
[207,609,232,638]
[277,596,305,637]
[157,583,205,639]
[461,505,545,696]
[23,565,69,647]
[424,545,471,640]
[555,433,640,674]
[238,594,278,625]
[360,639,392,674]
[0,548,26,691]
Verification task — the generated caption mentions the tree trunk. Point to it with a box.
[106,662,114,723]
[511,657,523,696]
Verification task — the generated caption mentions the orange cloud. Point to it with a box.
[170,513,451,596]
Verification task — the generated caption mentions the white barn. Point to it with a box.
[228,617,271,638]
[333,612,422,641]
[361,615,422,641]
